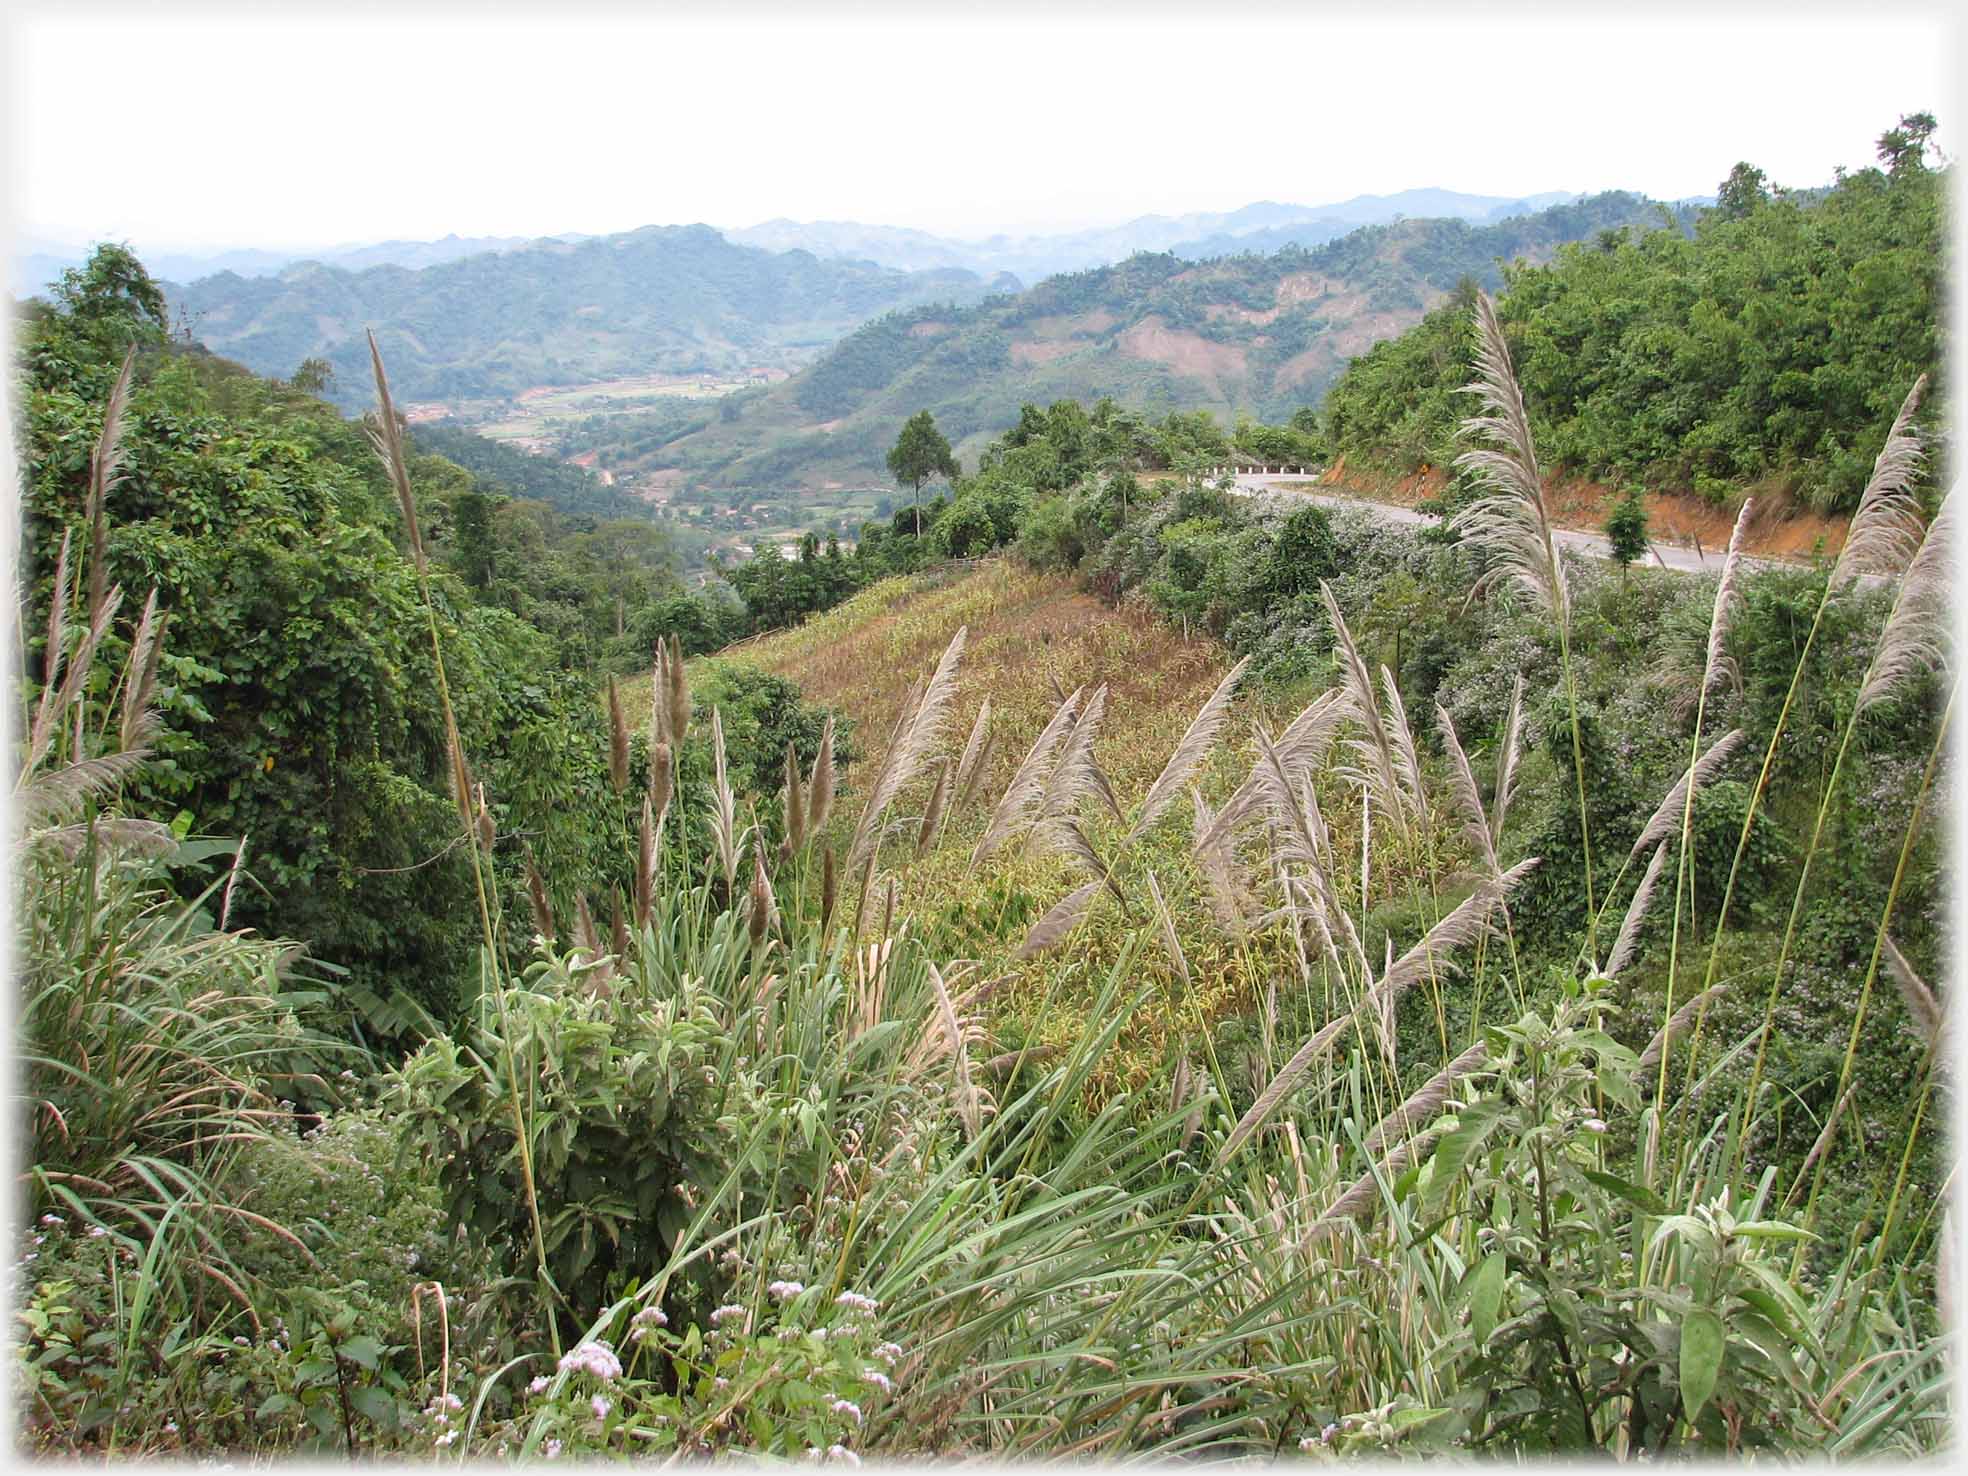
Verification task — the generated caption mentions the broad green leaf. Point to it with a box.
[1680,1308,1725,1426]
[1466,1252,1506,1348]
[1582,1168,1668,1216]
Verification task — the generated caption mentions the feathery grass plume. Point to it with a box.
[1377,665,1432,832]
[782,742,807,857]
[1125,655,1251,846]
[806,714,836,836]
[1633,982,1727,1081]
[16,748,155,835]
[1043,812,1131,911]
[635,794,659,929]
[572,893,602,959]
[1367,857,1539,1018]
[916,758,952,855]
[951,698,992,813]
[649,645,672,755]
[365,331,426,574]
[1304,1129,1443,1245]
[955,730,997,816]
[1834,375,1929,582]
[118,589,168,754]
[1252,729,1365,972]
[1436,703,1498,873]
[666,633,691,745]
[648,739,673,821]
[819,845,838,937]
[973,685,1083,862]
[1451,290,1566,623]
[1216,1013,1355,1167]
[1035,683,1110,831]
[846,625,968,873]
[523,847,556,940]
[475,783,496,853]
[1857,484,1956,716]
[1145,872,1190,989]
[1362,1043,1490,1158]
[606,677,630,794]
[748,843,777,946]
[1604,842,1669,979]
[1629,729,1746,859]
[1320,583,1406,825]
[1701,499,1755,701]
[1882,934,1942,1053]
[33,529,73,745]
[25,581,125,778]
[84,348,137,622]
[710,708,738,894]
[1012,880,1102,962]
[1196,691,1348,856]
[1192,786,1257,937]
[1490,673,1526,845]
[1170,1054,1191,1121]
[610,891,630,959]
[926,960,983,1139]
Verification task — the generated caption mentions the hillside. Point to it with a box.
[1320,151,1947,512]
[637,192,1673,492]
[161,224,1009,409]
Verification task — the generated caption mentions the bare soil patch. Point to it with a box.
[1117,316,1248,384]
[1320,460,1851,561]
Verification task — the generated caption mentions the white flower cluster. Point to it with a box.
[556,1340,622,1382]
[630,1304,669,1344]
[834,1290,879,1315]
[768,1279,805,1302]
[709,1303,749,1330]
[863,1370,892,1394]
[830,1398,863,1426]
[872,1341,903,1367]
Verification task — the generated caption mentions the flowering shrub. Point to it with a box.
[471,1282,898,1460]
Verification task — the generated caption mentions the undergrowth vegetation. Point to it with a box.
[13,243,1952,1458]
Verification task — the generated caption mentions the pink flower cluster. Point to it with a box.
[557,1340,623,1382]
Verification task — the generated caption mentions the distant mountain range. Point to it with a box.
[11,231,567,299]
[636,192,1690,494]
[724,188,1586,279]
[159,225,1019,407]
[15,186,1583,299]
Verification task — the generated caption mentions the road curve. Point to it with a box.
[1230,472,1788,578]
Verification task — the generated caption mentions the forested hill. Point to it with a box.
[160,224,1014,409]
[637,192,1676,492]
[1320,145,1947,512]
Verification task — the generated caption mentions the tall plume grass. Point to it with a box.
[847,625,967,874]
[365,332,556,1339]
[1451,291,1597,946]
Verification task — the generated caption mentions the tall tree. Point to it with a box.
[1876,111,1938,176]
[887,410,959,538]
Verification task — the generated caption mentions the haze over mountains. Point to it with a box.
[16,186,1585,297]
[160,225,1018,408]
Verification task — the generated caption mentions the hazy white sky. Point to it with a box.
[7,0,1958,253]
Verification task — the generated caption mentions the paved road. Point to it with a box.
[1231,472,1784,578]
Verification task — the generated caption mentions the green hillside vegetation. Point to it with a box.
[407,419,662,522]
[13,150,1951,1460]
[1321,122,1946,512]
[627,193,1671,492]
[159,224,1004,409]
